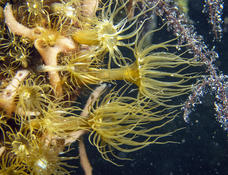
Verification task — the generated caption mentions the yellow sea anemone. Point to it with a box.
[51,0,82,25]
[92,28,201,108]
[0,152,28,175]
[18,0,49,27]
[7,128,75,175]
[83,91,180,164]
[15,76,54,116]
[128,30,201,106]
[27,143,73,175]
[72,0,157,67]
[33,102,83,139]
[39,53,102,90]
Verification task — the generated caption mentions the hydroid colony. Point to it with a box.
[0,0,202,174]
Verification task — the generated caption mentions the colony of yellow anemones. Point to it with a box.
[0,0,201,174]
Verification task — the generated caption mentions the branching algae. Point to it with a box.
[0,0,203,174]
